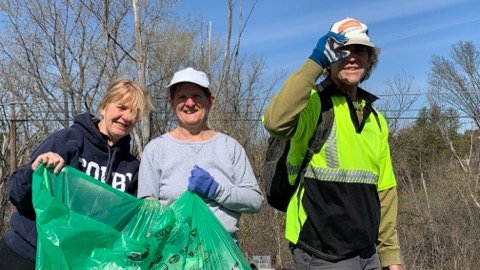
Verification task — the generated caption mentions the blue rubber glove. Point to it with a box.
[188,165,219,199]
[309,31,349,69]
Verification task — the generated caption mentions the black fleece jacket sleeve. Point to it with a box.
[8,130,82,216]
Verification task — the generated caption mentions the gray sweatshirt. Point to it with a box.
[138,132,263,239]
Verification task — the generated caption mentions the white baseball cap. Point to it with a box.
[330,17,375,48]
[167,67,210,89]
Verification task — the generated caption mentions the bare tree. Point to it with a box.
[0,113,10,235]
[375,72,419,134]
[0,0,287,267]
[428,41,480,211]
[389,41,480,268]
[131,0,149,154]
[0,0,179,233]
[429,41,480,129]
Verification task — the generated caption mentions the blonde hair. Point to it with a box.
[98,78,153,118]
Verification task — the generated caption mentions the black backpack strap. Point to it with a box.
[292,78,335,189]
[310,79,335,154]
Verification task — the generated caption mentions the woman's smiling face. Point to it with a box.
[98,96,138,145]
[170,82,214,129]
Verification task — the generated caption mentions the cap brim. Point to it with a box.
[168,81,212,96]
[344,39,375,48]
[167,80,209,89]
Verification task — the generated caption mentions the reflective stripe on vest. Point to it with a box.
[304,167,378,185]
[324,124,338,168]
[288,122,378,185]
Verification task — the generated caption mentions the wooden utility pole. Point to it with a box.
[9,100,17,172]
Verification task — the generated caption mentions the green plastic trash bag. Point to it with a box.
[32,165,251,269]
[152,191,250,270]
[32,164,175,269]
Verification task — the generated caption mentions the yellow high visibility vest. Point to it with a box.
[285,89,396,245]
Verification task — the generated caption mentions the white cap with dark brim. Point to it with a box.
[330,17,375,48]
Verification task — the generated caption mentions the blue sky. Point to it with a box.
[175,0,480,108]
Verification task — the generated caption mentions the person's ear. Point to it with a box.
[99,106,106,118]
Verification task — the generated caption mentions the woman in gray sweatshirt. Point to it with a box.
[138,67,263,240]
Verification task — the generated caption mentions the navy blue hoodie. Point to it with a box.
[4,112,140,262]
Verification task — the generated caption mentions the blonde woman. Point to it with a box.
[0,78,153,269]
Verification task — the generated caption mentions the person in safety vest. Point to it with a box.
[0,78,153,270]
[263,17,404,270]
